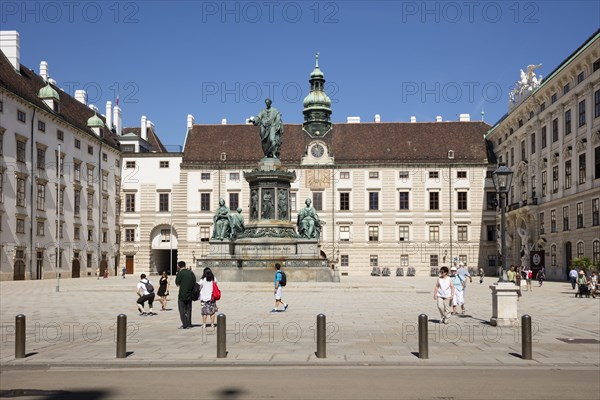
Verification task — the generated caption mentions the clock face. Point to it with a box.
[311,144,324,158]
[532,254,541,266]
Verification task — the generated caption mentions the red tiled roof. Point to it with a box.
[0,50,120,150]
[183,121,492,166]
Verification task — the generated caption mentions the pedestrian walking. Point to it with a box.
[199,268,218,328]
[96,267,100,280]
[569,267,578,290]
[507,265,516,283]
[450,266,465,315]
[136,273,156,316]
[271,263,288,312]
[433,266,454,324]
[589,272,597,298]
[103,268,108,279]
[515,267,523,299]
[157,271,170,311]
[478,268,485,284]
[175,261,196,329]
[524,268,533,291]
[536,267,546,287]
[122,266,126,279]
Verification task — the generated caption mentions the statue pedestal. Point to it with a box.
[489,282,520,327]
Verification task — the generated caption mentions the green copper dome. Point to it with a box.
[87,113,105,128]
[303,53,332,137]
[37,83,60,101]
[303,90,331,108]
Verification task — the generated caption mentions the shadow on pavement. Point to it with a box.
[0,389,110,399]
[214,388,246,399]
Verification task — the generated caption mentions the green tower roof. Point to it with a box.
[310,52,324,79]
[87,112,105,128]
[37,83,60,101]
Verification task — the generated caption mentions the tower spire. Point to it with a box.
[303,53,332,137]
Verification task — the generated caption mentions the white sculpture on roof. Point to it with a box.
[509,64,543,106]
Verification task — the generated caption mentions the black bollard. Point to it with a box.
[15,314,26,359]
[217,313,227,358]
[316,313,326,358]
[418,314,428,359]
[521,314,532,360]
[116,314,127,358]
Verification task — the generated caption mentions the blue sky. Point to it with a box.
[3,1,599,148]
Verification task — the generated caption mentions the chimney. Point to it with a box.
[374,114,381,123]
[141,115,148,140]
[245,118,251,124]
[436,115,443,122]
[221,118,227,125]
[40,61,48,81]
[346,116,360,123]
[75,90,87,105]
[459,113,470,122]
[105,101,113,128]
[0,31,20,71]
[410,116,416,123]
[48,78,57,86]
[187,114,195,130]
[113,105,122,135]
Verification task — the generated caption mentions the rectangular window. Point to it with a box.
[17,110,26,122]
[126,161,136,169]
[87,193,93,220]
[457,171,467,179]
[551,93,557,104]
[101,199,107,222]
[541,126,547,148]
[520,140,526,161]
[290,192,297,211]
[488,255,497,267]
[37,221,44,236]
[510,147,515,166]
[38,120,45,132]
[429,192,439,210]
[229,172,240,181]
[429,171,439,179]
[339,192,350,211]
[540,102,546,112]
[579,100,586,127]
[36,183,45,210]
[37,148,45,169]
[369,171,379,179]
[16,177,26,207]
[74,226,80,240]
[75,139,80,149]
[530,132,536,154]
[368,225,379,242]
[541,171,547,196]
[399,225,409,241]
[87,167,94,187]
[457,192,467,210]
[125,228,135,242]
[17,140,26,162]
[399,192,409,210]
[159,161,169,168]
[339,226,350,241]
[596,146,600,180]
[74,189,81,216]
[102,231,107,243]
[398,171,409,180]
[430,255,438,267]
[370,255,378,267]
[159,193,169,212]
[579,153,586,184]
[552,166,559,193]
[531,175,537,199]
[369,192,379,210]
[16,218,25,233]
[429,225,440,242]
[201,172,211,181]
[487,225,496,241]
[552,118,558,142]
[200,193,211,211]
[563,83,570,95]
[593,198,599,226]
[160,229,171,243]
[595,89,600,118]
[125,193,135,212]
[228,193,239,211]
[563,206,569,231]
[486,192,497,210]
[313,192,323,211]
[577,72,584,84]
[539,212,545,234]
[551,209,557,232]
[577,202,584,229]
[565,160,572,190]
[457,225,468,242]
[400,255,409,267]
[339,171,350,179]
[341,255,349,267]
[74,163,81,182]
[57,130,64,141]
[102,153,108,162]
[102,173,108,191]
[200,226,210,242]
[87,145,93,155]
[565,109,572,135]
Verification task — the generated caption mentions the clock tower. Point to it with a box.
[302,53,332,137]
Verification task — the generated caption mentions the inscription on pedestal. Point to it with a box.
[240,245,295,257]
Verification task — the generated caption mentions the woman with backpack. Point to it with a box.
[199,268,219,328]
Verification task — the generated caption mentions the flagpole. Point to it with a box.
[56,144,61,292]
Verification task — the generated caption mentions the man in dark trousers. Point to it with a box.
[175,261,196,329]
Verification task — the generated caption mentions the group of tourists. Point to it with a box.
[569,267,598,298]
[433,262,472,324]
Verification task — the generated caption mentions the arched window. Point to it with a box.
[576,241,584,258]
[551,244,557,266]
[593,240,600,264]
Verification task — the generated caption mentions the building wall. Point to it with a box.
[0,90,121,280]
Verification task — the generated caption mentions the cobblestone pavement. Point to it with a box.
[1,274,598,367]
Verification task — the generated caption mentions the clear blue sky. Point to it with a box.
[4,1,599,148]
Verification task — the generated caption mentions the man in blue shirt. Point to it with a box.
[450,266,465,316]
[272,263,288,312]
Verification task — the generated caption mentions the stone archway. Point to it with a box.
[150,224,179,275]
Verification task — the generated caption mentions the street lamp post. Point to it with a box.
[491,163,514,282]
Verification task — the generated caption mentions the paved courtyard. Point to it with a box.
[0,274,599,367]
